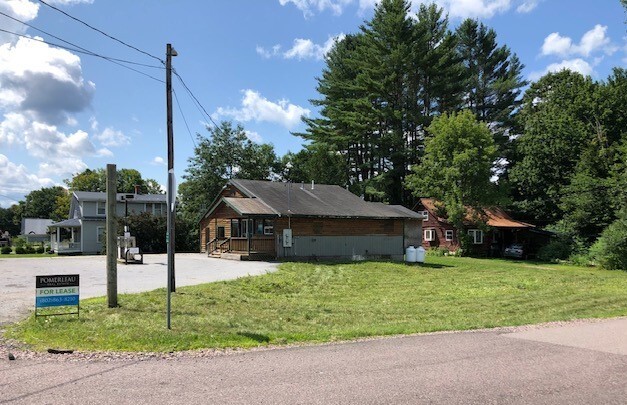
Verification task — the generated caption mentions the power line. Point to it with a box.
[173,70,223,131]
[173,89,197,149]
[0,12,163,69]
[37,0,163,64]
[0,28,164,83]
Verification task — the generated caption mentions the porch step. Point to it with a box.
[221,252,244,261]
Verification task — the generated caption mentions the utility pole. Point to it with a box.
[106,164,117,308]
[166,43,177,329]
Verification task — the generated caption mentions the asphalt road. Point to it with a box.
[1,318,626,404]
[0,254,278,324]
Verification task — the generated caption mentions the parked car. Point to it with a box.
[503,243,524,259]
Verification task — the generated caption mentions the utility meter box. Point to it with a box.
[283,229,293,248]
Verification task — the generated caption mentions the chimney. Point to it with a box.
[134,184,140,194]
[311,180,314,190]
[300,182,304,190]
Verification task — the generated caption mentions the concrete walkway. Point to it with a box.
[0,254,278,324]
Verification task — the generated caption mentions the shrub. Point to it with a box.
[35,246,45,254]
[1,246,11,254]
[589,215,627,270]
[25,245,35,254]
[568,252,592,267]
[426,247,448,257]
[13,237,26,249]
[537,239,571,262]
[15,247,26,254]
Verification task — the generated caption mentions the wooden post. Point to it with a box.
[106,164,118,308]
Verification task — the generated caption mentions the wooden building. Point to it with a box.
[200,179,423,260]
[414,198,552,257]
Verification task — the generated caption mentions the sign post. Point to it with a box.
[35,274,80,318]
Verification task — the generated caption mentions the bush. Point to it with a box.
[537,239,571,262]
[426,247,448,257]
[13,237,26,249]
[25,245,35,254]
[0,246,11,254]
[589,215,627,270]
[35,246,45,254]
[15,247,26,254]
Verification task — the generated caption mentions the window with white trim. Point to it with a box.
[421,210,429,221]
[424,229,436,242]
[96,201,105,216]
[97,226,105,243]
[445,229,454,241]
[468,229,483,244]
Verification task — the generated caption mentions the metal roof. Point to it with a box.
[49,218,81,228]
[73,191,166,203]
[224,179,423,219]
[223,197,279,216]
[419,198,535,228]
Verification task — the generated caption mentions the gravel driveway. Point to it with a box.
[0,254,278,324]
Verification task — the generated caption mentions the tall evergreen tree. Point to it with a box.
[455,19,526,167]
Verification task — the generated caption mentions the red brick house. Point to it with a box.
[414,198,551,257]
[199,179,423,260]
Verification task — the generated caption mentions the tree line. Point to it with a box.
[177,0,625,268]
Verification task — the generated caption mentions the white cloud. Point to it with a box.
[152,156,166,166]
[215,90,310,129]
[541,25,617,58]
[0,153,55,200]
[0,0,39,43]
[258,34,345,61]
[94,127,130,147]
[245,131,263,143]
[529,58,594,81]
[0,36,95,124]
[256,45,282,59]
[516,0,538,13]
[284,34,345,60]
[280,0,541,19]
[279,0,353,17]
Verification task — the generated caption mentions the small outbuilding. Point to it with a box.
[200,179,423,261]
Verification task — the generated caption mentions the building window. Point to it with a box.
[421,210,429,221]
[97,201,105,216]
[468,229,483,244]
[146,203,163,215]
[424,229,436,242]
[217,226,225,238]
[445,230,454,241]
[231,219,240,237]
[97,226,104,243]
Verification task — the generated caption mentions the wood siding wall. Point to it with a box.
[274,217,403,237]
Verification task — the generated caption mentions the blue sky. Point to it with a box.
[0,0,625,207]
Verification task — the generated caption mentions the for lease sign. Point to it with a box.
[36,275,80,308]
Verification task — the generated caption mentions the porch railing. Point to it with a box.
[52,241,81,253]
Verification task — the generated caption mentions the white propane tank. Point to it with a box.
[416,246,426,263]
[405,246,417,263]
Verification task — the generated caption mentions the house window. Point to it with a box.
[230,219,240,237]
[421,210,429,221]
[97,226,104,243]
[154,204,163,215]
[255,219,264,235]
[146,203,163,215]
[262,219,274,235]
[97,201,105,216]
[217,226,225,238]
[445,230,454,241]
[424,229,436,242]
[468,229,483,244]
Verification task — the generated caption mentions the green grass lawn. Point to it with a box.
[0,253,57,258]
[7,256,627,352]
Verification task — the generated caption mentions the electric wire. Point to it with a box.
[173,89,197,149]
[37,0,164,64]
[0,11,163,70]
[0,28,164,84]
[173,70,223,131]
